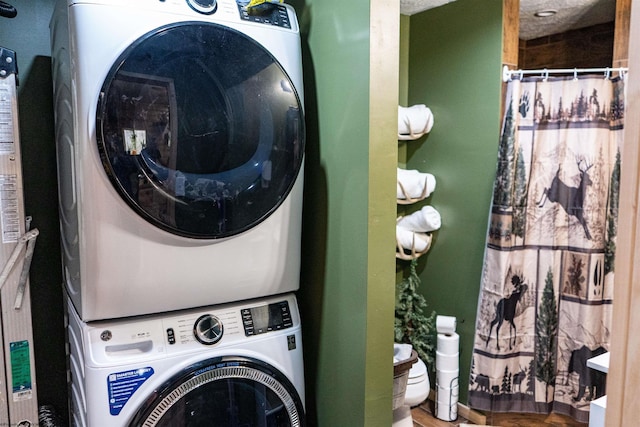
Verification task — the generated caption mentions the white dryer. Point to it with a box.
[67,292,306,426]
[50,0,305,320]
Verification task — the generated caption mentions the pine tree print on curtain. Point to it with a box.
[469,75,624,423]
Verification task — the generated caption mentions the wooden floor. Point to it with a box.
[411,401,588,427]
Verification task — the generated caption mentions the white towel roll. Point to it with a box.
[397,206,441,232]
[397,168,436,200]
[398,104,434,135]
[396,226,431,253]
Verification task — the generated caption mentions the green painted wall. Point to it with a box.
[398,14,410,169]
[293,0,397,426]
[405,0,503,404]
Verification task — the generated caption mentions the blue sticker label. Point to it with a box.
[107,367,154,415]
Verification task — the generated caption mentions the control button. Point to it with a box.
[167,328,176,345]
[241,307,254,336]
[281,302,293,327]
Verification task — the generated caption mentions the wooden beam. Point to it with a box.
[501,0,519,122]
[502,0,519,69]
[606,0,640,424]
[613,0,631,67]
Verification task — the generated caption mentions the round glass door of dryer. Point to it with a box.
[96,22,304,239]
[129,357,305,426]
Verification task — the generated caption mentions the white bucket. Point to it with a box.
[404,357,430,407]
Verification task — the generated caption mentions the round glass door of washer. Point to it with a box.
[129,357,305,427]
[96,22,304,239]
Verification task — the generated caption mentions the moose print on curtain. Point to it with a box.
[469,75,624,423]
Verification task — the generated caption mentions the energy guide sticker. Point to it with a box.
[10,340,33,401]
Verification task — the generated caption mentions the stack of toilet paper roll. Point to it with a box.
[435,315,459,422]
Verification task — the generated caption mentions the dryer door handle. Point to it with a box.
[105,340,153,356]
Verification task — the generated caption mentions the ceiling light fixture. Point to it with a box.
[534,9,557,18]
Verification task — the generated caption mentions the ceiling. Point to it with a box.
[519,0,616,40]
[399,0,616,40]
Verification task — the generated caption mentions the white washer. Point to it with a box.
[50,0,305,321]
[67,292,306,426]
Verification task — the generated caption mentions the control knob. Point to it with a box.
[186,0,217,14]
[193,314,223,345]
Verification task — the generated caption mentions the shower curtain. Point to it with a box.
[469,74,625,423]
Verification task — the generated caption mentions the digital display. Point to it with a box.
[243,301,292,336]
[270,304,284,326]
[250,304,284,331]
[251,306,269,331]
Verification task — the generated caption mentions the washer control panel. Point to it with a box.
[82,294,299,363]
[241,300,293,336]
[238,4,291,29]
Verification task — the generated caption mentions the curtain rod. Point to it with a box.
[502,65,629,82]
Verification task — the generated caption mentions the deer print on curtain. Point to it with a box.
[469,75,624,423]
[537,158,594,240]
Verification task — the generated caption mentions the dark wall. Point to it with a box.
[0,0,68,423]
[519,22,615,69]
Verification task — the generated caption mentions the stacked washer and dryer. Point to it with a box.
[50,0,306,425]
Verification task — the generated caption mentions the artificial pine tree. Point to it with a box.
[394,258,436,367]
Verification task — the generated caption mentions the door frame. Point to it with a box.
[606,0,640,424]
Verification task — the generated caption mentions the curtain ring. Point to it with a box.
[542,69,549,82]
[604,67,611,80]
[573,68,578,81]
